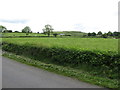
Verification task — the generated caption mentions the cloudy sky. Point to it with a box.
[0,0,119,33]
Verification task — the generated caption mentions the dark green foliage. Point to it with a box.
[107,31,113,36]
[2,42,120,79]
[2,30,13,33]
[91,32,96,36]
[53,33,58,37]
[97,31,102,35]
[113,31,120,36]
[0,25,7,32]
[14,31,19,33]
[88,32,92,36]
[88,32,96,36]
[102,33,108,38]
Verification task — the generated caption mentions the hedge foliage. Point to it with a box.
[2,42,120,79]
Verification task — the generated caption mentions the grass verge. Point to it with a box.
[2,51,118,89]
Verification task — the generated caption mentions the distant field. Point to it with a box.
[2,38,118,54]
[1,31,87,37]
[2,32,47,36]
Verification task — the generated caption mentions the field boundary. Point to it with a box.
[2,42,119,77]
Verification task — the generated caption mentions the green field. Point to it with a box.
[2,32,47,37]
[2,37,119,88]
[1,31,87,37]
[2,38,118,53]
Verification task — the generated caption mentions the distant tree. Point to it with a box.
[65,34,71,36]
[22,26,32,35]
[3,30,8,33]
[91,32,96,36]
[0,25,7,32]
[102,33,108,38]
[8,30,12,33]
[42,24,54,37]
[113,31,119,36]
[107,31,113,36]
[14,31,19,33]
[97,31,102,35]
[88,32,92,36]
[53,33,58,37]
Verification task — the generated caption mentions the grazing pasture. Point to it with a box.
[2,38,118,53]
[2,32,47,37]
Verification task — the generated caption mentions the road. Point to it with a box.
[2,56,105,88]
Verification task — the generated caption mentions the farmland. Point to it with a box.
[2,37,119,88]
[2,38,118,53]
[1,32,47,37]
[1,31,86,37]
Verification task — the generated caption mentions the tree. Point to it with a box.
[107,31,113,36]
[0,25,7,32]
[22,26,32,35]
[113,31,119,36]
[8,30,12,33]
[14,31,19,33]
[102,33,108,38]
[88,32,92,36]
[91,32,96,36]
[53,33,58,37]
[97,31,102,36]
[42,24,54,37]
[3,30,8,33]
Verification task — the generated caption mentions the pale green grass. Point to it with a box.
[2,32,47,36]
[2,37,118,54]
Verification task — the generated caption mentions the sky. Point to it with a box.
[0,0,119,33]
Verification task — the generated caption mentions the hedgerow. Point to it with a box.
[2,42,119,79]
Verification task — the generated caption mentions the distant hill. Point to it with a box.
[53,31,87,37]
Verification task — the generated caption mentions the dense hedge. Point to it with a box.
[2,42,120,79]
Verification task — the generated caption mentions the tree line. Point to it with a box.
[0,25,120,38]
[0,25,53,37]
[87,31,120,38]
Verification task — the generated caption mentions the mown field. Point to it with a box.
[2,37,119,88]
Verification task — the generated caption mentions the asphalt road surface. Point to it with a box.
[2,56,105,88]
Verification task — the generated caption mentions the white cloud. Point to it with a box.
[0,0,119,33]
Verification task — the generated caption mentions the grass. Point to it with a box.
[2,32,47,36]
[1,31,87,37]
[2,51,118,89]
[2,37,118,54]
[2,37,119,89]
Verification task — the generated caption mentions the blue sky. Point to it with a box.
[0,0,119,33]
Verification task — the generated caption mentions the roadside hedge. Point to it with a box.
[2,42,119,79]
